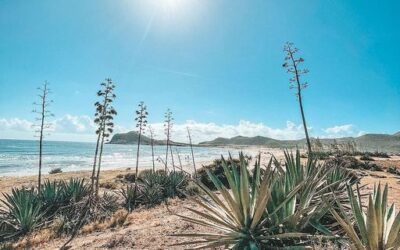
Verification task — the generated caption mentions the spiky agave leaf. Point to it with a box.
[269,150,352,236]
[174,153,312,249]
[331,183,400,250]
[62,178,89,203]
[0,187,44,239]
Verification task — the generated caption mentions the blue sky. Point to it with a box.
[0,0,399,142]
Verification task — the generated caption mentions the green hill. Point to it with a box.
[200,133,400,152]
[109,131,186,146]
[110,131,400,152]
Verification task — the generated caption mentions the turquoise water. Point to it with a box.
[0,139,246,176]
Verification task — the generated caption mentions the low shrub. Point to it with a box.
[325,156,382,171]
[363,161,383,171]
[49,168,63,174]
[325,156,361,169]
[51,214,75,236]
[140,183,163,207]
[387,166,400,175]
[196,157,242,190]
[185,181,201,196]
[138,169,154,179]
[310,151,332,160]
[369,151,390,158]
[123,173,136,183]
[100,192,120,216]
[99,181,118,190]
[360,154,374,161]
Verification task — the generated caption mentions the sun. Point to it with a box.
[159,0,189,15]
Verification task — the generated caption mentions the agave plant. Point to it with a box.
[139,170,188,199]
[269,150,355,235]
[121,184,140,212]
[0,188,44,239]
[40,180,66,215]
[164,171,188,198]
[140,183,164,207]
[175,153,312,249]
[331,183,400,250]
[62,178,89,202]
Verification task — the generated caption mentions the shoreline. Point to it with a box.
[0,147,284,193]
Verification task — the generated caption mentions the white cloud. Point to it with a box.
[130,120,308,143]
[0,116,366,143]
[0,115,97,141]
[0,118,32,132]
[322,124,364,138]
[52,115,95,133]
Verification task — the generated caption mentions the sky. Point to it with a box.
[0,0,399,143]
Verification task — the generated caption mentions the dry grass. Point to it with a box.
[81,209,128,234]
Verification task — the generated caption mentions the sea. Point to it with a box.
[0,139,250,177]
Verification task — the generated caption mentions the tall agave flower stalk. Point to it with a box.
[186,126,197,177]
[32,81,54,193]
[148,125,156,172]
[133,101,148,207]
[331,183,400,250]
[283,42,312,154]
[164,109,173,172]
[93,79,117,197]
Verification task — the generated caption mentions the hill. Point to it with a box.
[108,131,186,146]
[200,133,400,152]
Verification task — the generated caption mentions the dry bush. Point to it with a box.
[99,181,118,190]
[4,228,56,249]
[102,234,135,248]
[80,209,128,235]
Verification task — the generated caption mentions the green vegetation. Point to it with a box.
[48,167,63,174]
[0,188,43,239]
[0,178,92,242]
[119,170,190,212]
[332,184,400,250]
[360,153,375,161]
[175,151,399,249]
[199,134,400,152]
[196,157,242,190]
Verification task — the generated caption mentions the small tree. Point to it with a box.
[187,127,197,177]
[133,101,148,202]
[148,125,156,172]
[283,42,312,154]
[32,81,54,193]
[164,109,173,171]
[92,78,117,196]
